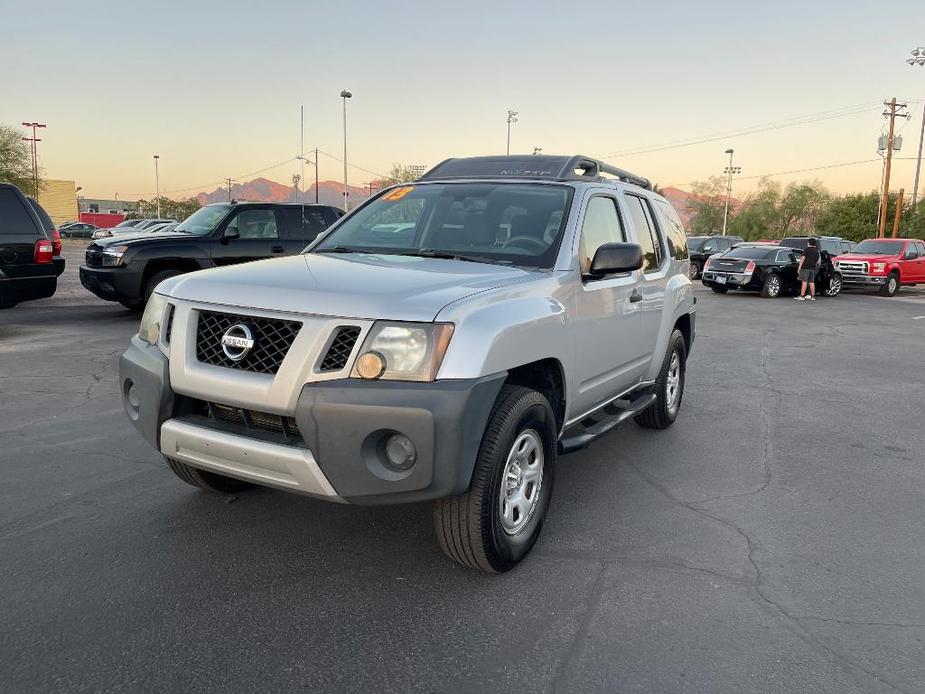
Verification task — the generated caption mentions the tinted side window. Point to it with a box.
[0,188,41,237]
[578,196,625,275]
[819,239,840,255]
[228,209,278,239]
[916,241,925,255]
[27,199,55,234]
[654,199,687,259]
[625,194,663,272]
[904,243,919,259]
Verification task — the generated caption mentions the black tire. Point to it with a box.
[710,285,728,294]
[760,273,782,298]
[688,262,700,281]
[165,456,255,493]
[635,329,687,430]
[143,268,184,305]
[119,299,143,312]
[879,271,900,297]
[433,385,556,573]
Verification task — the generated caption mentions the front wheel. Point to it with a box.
[636,329,687,430]
[823,273,842,297]
[879,272,900,297]
[433,385,556,573]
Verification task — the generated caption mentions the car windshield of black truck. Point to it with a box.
[687,237,709,251]
[850,240,903,255]
[725,247,777,260]
[313,182,573,269]
[173,204,232,236]
[779,238,807,249]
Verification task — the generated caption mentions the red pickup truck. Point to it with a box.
[833,237,925,296]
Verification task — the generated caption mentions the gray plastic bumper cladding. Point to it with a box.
[294,375,506,504]
[119,335,506,505]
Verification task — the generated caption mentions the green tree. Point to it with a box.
[814,191,887,242]
[775,181,830,235]
[131,196,201,221]
[727,178,830,240]
[687,177,727,235]
[371,163,420,191]
[0,124,41,194]
[728,179,780,240]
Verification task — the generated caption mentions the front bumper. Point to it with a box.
[839,273,886,286]
[118,337,506,505]
[80,264,140,303]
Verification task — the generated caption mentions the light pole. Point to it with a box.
[721,148,741,236]
[340,90,352,210]
[153,154,161,218]
[21,121,46,197]
[533,147,542,156]
[907,47,925,212]
[506,110,518,155]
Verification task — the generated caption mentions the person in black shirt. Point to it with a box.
[795,238,820,301]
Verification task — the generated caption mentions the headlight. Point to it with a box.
[351,322,454,382]
[101,244,128,267]
[138,293,168,345]
[872,262,886,273]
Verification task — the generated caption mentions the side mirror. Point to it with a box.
[222,225,239,243]
[588,242,643,277]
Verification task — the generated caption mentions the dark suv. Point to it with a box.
[0,183,58,309]
[779,236,852,296]
[80,202,344,309]
[687,235,744,280]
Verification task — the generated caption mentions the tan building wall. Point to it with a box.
[36,179,79,227]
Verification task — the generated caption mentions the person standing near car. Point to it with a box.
[795,237,819,301]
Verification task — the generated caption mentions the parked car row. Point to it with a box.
[92,219,178,239]
[700,235,924,298]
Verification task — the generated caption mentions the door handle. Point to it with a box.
[630,289,643,303]
[271,245,285,253]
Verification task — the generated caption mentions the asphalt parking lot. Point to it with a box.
[2,242,925,693]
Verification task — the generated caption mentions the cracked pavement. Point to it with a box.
[1,244,924,693]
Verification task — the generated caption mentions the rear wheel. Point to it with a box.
[710,285,728,294]
[636,329,687,430]
[433,385,556,573]
[688,262,700,281]
[879,272,900,297]
[760,273,782,298]
[165,457,255,493]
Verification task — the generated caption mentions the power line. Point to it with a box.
[667,158,882,188]
[597,101,885,159]
[316,149,386,179]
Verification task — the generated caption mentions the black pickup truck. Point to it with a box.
[80,201,343,309]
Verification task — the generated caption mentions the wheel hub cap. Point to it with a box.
[499,430,544,535]
[666,350,682,413]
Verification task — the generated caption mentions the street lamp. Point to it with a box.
[722,148,741,237]
[340,90,352,210]
[907,47,925,211]
[533,147,542,156]
[506,110,518,155]
[153,154,161,218]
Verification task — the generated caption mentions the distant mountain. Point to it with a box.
[196,178,372,209]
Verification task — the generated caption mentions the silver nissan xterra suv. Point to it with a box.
[119,155,696,573]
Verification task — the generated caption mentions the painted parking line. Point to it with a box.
[914,315,925,320]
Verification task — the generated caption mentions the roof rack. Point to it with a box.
[419,155,651,190]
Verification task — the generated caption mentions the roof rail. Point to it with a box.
[419,155,652,190]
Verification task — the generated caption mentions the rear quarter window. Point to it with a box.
[0,188,41,237]
[653,199,687,259]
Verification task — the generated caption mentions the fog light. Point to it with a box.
[385,433,416,470]
[127,382,139,409]
[356,351,386,379]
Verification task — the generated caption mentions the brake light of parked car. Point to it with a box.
[51,229,62,256]
[745,261,756,273]
[34,239,54,264]
[703,257,713,271]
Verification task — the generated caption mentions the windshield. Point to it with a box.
[313,182,573,268]
[115,219,141,228]
[725,247,777,260]
[849,240,904,255]
[687,236,710,251]
[174,204,232,236]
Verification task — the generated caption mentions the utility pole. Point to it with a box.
[721,148,741,236]
[506,110,518,155]
[21,122,46,198]
[315,147,319,203]
[153,154,161,218]
[225,177,236,202]
[878,98,909,237]
[907,48,925,212]
[892,188,905,237]
[292,173,301,199]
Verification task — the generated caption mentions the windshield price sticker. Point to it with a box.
[383,186,414,201]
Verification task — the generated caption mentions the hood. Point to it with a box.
[834,252,900,262]
[92,231,192,247]
[159,252,542,322]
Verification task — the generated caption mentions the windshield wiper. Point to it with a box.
[314,246,363,254]
[393,249,514,265]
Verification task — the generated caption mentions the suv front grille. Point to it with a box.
[319,326,361,371]
[837,260,868,274]
[186,398,301,440]
[195,310,301,374]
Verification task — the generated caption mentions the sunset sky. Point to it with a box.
[5,0,925,200]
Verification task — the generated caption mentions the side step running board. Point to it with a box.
[558,391,657,454]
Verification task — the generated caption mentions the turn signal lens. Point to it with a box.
[356,351,386,380]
